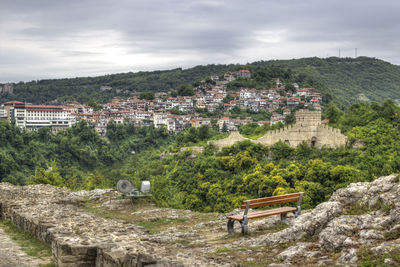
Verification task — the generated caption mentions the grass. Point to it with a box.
[269,222,289,232]
[357,245,400,267]
[82,199,218,234]
[242,133,266,140]
[344,202,369,215]
[215,247,234,253]
[211,243,297,266]
[168,239,191,246]
[383,225,400,241]
[242,260,273,266]
[136,217,190,234]
[373,197,393,215]
[0,220,54,266]
[345,197,394,217]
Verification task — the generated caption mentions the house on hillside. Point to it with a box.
[287,97,301,108]
[218,117,237,131]
[237,69,251,79]
[224,72,235,82]
[191,118,211,128]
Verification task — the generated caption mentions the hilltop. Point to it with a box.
[1,174,400,266]
[1,57,400,106]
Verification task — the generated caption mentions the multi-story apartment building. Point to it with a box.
[153,113,169,128]
[0,105,7,120]
[3,101,76,131]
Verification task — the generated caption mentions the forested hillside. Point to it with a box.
[1,57,400,106]
[1,100,400,212]
[253,57,400,106]
[0,65,237,104]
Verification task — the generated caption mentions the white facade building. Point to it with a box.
[3,101,76,131]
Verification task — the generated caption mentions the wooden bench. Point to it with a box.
[226,192,304,234]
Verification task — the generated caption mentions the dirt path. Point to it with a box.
[0,228,50,267]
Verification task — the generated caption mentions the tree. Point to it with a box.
[285,83,296,92]
[222,121,228,132]
[83,172,110,190]
[198,125,210,140]
[325,103,343,123]
[284,114,295,124]
[204,77,216,85]
[29,160,64,187]
[270,141,294,160]
[139,91,155,100]
[177,84,194,96]
[231,105,241,114]
[87,99,102,111]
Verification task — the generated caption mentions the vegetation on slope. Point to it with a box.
[1,57,400,105]
[253,56,400,106]
[115,99,400,212]
[0,120,172,188]
[1,100,399,213]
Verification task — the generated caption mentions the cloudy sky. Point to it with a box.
[1,0,400,82]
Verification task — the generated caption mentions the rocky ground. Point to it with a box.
[1,174,400,266]
[0,228,51,267]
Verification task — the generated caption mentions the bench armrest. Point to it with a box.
[295,192,304,217]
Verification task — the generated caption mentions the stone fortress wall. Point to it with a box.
[0,184,216,266]
[211,110,347,150]
[210,131,250,150]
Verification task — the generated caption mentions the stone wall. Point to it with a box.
[210,110,347,150]
[0,184,213,266]
[180,146,204,153]
[210,131,250,150]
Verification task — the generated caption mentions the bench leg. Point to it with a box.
[227,220,234,235]
[240,222,248,235]
[240,217,249,235]
[280,213,288,224]
[295,206,302,218]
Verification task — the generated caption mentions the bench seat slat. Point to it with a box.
[243,193,301,205]
[227,206,297,221]
[241,197,300,209]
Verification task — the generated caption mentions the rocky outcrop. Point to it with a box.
[237,174,400,266]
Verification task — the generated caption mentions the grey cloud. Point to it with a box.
[1,0,400,82]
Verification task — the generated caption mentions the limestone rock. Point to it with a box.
[337,248,358,264]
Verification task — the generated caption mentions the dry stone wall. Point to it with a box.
[0,184,219,267]
[210,110,347,150]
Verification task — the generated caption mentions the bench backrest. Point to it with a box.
[241,192,304,209]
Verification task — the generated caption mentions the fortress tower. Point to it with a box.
[211,109,347,150]
[295,109,321,126]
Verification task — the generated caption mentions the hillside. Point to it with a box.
[253,56,400,106]
[1,57,400,106]
[1,174,400,266]
[2,100,399,215]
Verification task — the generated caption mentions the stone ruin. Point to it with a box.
[211,109,347,150]
[0,184,221,267]
[2,173,400,266]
